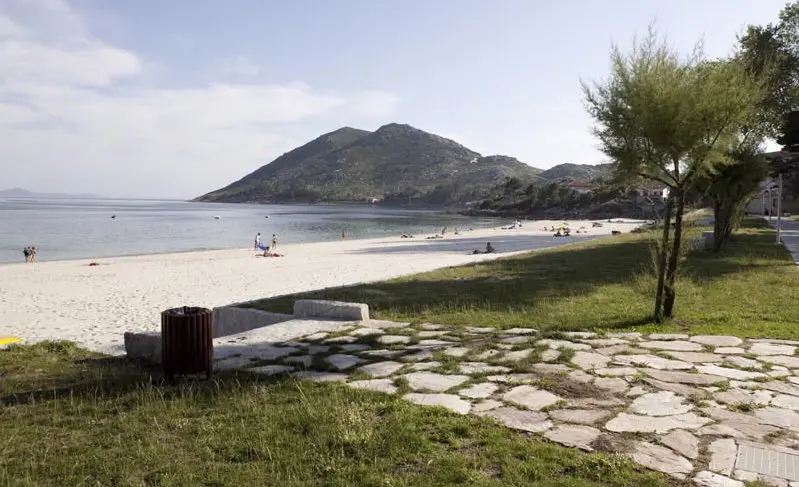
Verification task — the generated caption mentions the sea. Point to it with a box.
[0,197,504,264]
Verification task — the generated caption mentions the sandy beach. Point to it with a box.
[0,219,643,355]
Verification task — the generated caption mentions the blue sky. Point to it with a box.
[0,0,789,198]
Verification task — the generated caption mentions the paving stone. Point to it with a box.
[641,369,722,385]
[698,422,781,441]
[691,336,745,347]
[377,335,411,345]
[407,339,453,350]
[408,361,440,371]
[716,347,747,355]
[648,333,689,340]
[403,393,471,414]
[532,363,571,375]
[249,365,295,376]
[714,389,772,406]
[750,339,799,346]
[734,470,788,487]
[503,385,563,411]
[499,335,530,345]
[339,344,371,352]
[360,349,404,358]
[568,396,626,408]
[754,407,799,430]
[667,351,724,363]
[594,367,638,377]
[366,320,411,329]
[626,385,649,397]
[483,407,553,433]
[351,327,385,337]
[284,355,313,367]
[292,371,349,382]
[547,409,612,425]
[541,349,560,362]
[486,373,538,384]
[724,356,763,369]
[325,336,357,344]
[417,330,448,338]
[443,347,471,358]
[709,438,738,475]
[594,377,628,394]
[736,441,799,483]
[357,361,404,378]
[571,351,611,370]
[458,382,499,399]
[661,429,699,459]
[306,345,331,355]
[751,343,798,356]
[471,399,503,413]
[762,356,799,369]
[326,354,367,371]
[613,354,693,370]
[348,379,398,394]
[567,370,595,384]
[465,326,497,333]
[402,350,434,362]
[495,343,514,350]
[758,381,799,397]
[502,327,538,335]
[580,338,629,347]
[630,391,692,416]
[607,332,643,340]
[474,349,503,360]
[694,471,745,487]
[303,332,329,341]
[697,364,766,380]
[418,323,444,330]
[639,340,704,352]
[537,339,592,350]
[544,425,601,451]
[458,362,510,375]
[502,349,533,362]
[401,372,469,392]
[605,412,711,433]
[773,394,799,411]
[632,441,693,479]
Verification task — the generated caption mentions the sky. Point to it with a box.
[0,0,790,199]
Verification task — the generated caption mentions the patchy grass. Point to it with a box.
[246,219,799,340]
[0,342,681,487]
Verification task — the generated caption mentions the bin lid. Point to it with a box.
[162,306,210,316]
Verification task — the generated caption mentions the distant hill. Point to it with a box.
[197,124,546,206]
[0,188,101,198]
[537,163,613,183]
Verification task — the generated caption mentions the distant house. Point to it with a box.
[747,151,799,215]
[563,180,593,193]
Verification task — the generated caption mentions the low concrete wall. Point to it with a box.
[293,299,369,321]
[124,306,293,363]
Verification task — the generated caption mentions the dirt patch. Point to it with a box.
[545,376,612,399]
[592,433,634,454]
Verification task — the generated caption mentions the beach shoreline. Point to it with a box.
[0,219,645,355]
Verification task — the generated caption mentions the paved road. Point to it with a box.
[767,216,799,264]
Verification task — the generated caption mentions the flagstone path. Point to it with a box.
[214,321,799,487]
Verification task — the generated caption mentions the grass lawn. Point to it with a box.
[0,342,680,487]
[248,218,799,340]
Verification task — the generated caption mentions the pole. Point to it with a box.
[777,173,783,244]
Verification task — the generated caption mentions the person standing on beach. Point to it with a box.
[254,232,261,250]
[271,234,278,251]
[30,247,37,262]
[23,247,30,263]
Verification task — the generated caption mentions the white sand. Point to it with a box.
[0,219,644,355]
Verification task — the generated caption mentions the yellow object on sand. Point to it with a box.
[0,337,22,345]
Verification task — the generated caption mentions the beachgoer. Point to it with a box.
[23,247,30,263]
[254,233,261,251]
[486,242,495,254]
[341,231,346,239]
[271,234,278,251]
[30,247,37,262]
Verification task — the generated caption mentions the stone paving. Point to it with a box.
[214,321,799,487]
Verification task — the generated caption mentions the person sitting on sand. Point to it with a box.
[486,242,495,253]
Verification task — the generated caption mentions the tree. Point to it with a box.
[693,144,768,251]
[738,2,799,138]
[583,28,765,321]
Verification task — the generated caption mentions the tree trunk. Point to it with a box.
[663,190,685,318]
[654,198,673,323]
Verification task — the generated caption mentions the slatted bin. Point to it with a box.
[161,306,213,381]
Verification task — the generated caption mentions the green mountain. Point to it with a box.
[196,124,542,205]
[537,163,612,183]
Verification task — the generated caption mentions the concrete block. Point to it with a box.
[294,300,369,321]
[124,331,161,363]
[212,307,292,338]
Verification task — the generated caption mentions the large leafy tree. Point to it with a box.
[583,29,765,321]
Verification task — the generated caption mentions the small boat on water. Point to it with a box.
[214,216,221,220]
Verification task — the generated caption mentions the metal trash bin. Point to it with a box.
[161,306,213,381]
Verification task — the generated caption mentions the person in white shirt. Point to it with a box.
[254,233,261,250]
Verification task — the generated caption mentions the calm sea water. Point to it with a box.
[0,198,502,264]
